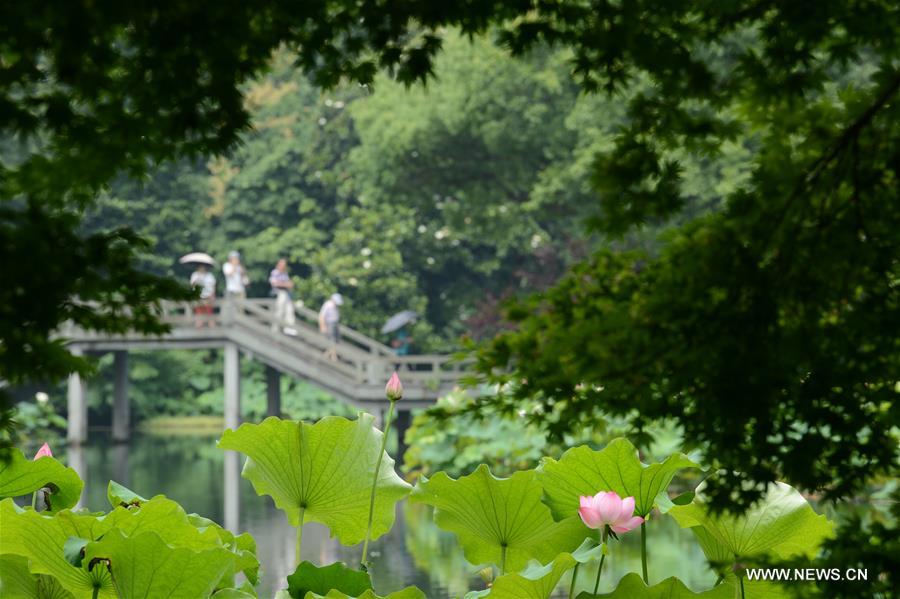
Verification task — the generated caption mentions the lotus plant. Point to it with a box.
[33,442,53,460]
[578,491,643,595]
[361,372,403,569]
[32,442,53,510]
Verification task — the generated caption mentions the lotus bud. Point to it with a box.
[34,443,53,460]
[385,372,403,402]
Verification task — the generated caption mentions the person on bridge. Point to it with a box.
[318,293,343,361]
[223,250,249,305]
[269,258,298,336]
[189,265,216,327]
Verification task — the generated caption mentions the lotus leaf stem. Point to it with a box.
[361,399,396,569]
[641,520,648,584]
[296,506,306,567]
[568,562,580,599]
[592,554,606,595]
[593,529,608,595]
[500,544,507,576]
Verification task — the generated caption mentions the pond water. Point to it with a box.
[58,433,718,598]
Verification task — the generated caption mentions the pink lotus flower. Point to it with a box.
[385,372,403,401]
[33,443,53,460]
[578,491,644,534]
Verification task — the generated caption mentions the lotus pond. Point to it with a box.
[3,398,836,599]
[53,432,717,597]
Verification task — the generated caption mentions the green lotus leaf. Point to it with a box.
[188,513,260,586]
[218,415,411,545]
[0,553,74,599]
[0,448,83,513]
[84,529,232,599]
[211,590,257,598]
[101,496,223,549]
[0,496,258,597]
[467,553,578,599]
[102,496,259,589]
[538,438,700,520]
[463,539,607,599]
[410,464,586,572]
[107,481,147,509]
[668,482,834,561]
[576,573,732,598]
[0,498,114,598]
[570,538,605,564]
[287,561,373,598]
[306,588,426,599]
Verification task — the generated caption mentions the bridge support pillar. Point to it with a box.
[395,409,412,461]
[265,366,281,418]
[112,351,130,442]
[67,347,88,445]
[223,449,241,532]
[224,343,241,430]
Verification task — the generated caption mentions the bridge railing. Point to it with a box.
[66,298,468,392]
[230,299,468,388]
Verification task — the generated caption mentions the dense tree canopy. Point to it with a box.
[2,2,898,551]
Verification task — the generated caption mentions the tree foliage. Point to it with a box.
[467,2,900,515]
[2,0,897,539]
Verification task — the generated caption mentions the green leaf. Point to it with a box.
[467,553,577,599]
[107,481,147,509]
[0,496,258,598]
[306,588,426,599]
[0,448,83,513]
[570,538,605,564]
[0,498,114,598]
[287,561,373,598]
[464,538,606,599]
[211,590,257,599]
[537,438,700,520]
[218,415,411,545]
[668,482,834,561]
[410,464,586,572]
[0,554,74,599]
[576,573,732,598]
[63,537,89,568]
[188,513,260,586]
[102,496,259,589]
[84,529,233,599]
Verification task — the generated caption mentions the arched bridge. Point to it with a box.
[62,298,467,445]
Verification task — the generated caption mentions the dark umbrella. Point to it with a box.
[381,310,417,334]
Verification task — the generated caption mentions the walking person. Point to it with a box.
[222,251,249,306]
[190,265,216,327]
[269,258,297,336]
[318,293,343,360]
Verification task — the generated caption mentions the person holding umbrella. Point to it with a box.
[180,252,217,328]
[382,310,417,356]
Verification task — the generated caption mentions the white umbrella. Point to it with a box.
[179,252,216,266]
[381,310,418,334]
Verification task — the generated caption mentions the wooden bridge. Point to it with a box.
[62,298,467,445]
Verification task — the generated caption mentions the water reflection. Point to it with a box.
[60,434,716,597]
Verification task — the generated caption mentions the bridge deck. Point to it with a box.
[62,298,467,443]
[66,298,464,405]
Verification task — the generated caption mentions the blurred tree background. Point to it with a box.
[63,33,754,427]
[3,3,898,591]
